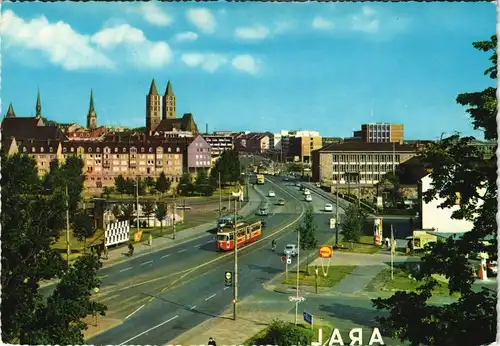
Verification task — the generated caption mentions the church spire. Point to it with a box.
[148,79,159,96]
[165,80,174,96]
[35,89,42,119]
[6,103,16,118]
[87,89,97,130]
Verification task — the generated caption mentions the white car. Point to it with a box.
[268,190,276,197]
[258,207,269,216]
[305,195,312,202]
[284,244,298,257]
[324,203,333,212]
[303,189,310,195]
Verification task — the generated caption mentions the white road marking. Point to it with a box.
[190,305,196,310]
[99,275,109,279]
[119,267,133,273]
[177,249,187,253]
[160,254,171,259]
[194,244,203,248]
[205,239,213,243]
[117,315,179,346]
[224,286,230,290]
[125,304,145,320]
[141,260,153,266]
[205,294,216,301]
[148,297,154,302]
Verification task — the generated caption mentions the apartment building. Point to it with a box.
[288,135,323,163]
[311,142,417,188]
[234,133,270,154]
[202,134,234,163]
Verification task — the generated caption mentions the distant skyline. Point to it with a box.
[1,2,495,140]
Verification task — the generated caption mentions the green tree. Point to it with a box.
[155,172,170,196]
[253,319,313,346]
[178,173,194,196]
[371,35,497,346]
[144,176,155,190]
[114,175,126,195]
[102,186,113,199]
[72,211,96,253]
[121,204,134,224]
[210,149,241,186]
[141,201,156,227]
[1,153,106,344]
[155,202,167,234]
[341,204,365,243]
[296,206,318,273]
[377,172,403,208]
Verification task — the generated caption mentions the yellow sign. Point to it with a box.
[225,271,233,286]
[134,231,143,242]
[319,245,333,258]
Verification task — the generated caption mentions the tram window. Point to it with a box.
[217,235,229,241]
[229,234,234,240]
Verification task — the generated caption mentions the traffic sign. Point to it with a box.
[303,311,313,325]
[319,245,333,258]
[289,296,305,302]
[286,258,292,265]
[225,271,233,287]
[281,256,287,263]
[330,218,336,229]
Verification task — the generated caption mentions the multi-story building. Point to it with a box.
[234,133,270,154]
[322,137,343,146]
[311,142,417,188]
[202,134,234,163]
[168,135,212,174]
[347,123,404,144]
[288,135,323,163]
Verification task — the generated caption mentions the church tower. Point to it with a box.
[146,79,161,134]
[86,89,98,130]
[35,90,42,119]
[6,103,16,118]
[162,80,176,119]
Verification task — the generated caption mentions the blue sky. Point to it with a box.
[1,2,496,139]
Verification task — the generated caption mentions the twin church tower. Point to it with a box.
[146,79,176,134]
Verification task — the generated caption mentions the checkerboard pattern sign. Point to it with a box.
[105,221,130,246]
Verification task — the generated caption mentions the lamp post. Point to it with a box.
[135,176,140,233]
[233,200,239,320]
[65,185,70,265]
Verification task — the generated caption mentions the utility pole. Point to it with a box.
[218,171,222,217]
[233,199,239,320]
[295,227,300,325]
[335,179,339,247]
[173,191,176,240]
[136,176,140,232]
[65,185,70,265]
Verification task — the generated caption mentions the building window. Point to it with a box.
[88,147,92,153]
[123,148,126,153]
[49,147,53,153]
[40,147,44,153]
[96,147,100,153]
[71,147,75,152]
[149,147,153,153]
[115,148,118,153]
[23,147,27,153]
[176,147,180,152]
[63,147,67,153]
[141,147,145,153]
[168,147,172,152]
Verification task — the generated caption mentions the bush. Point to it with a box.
[253,319,313,346]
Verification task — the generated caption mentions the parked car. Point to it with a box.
[268,190,276,197]
[315,182,321,188]
[284,244,298,257]
[277,198,285,206]
[324,203,333,212]
[303,189,310,195]
[305,195,312,202]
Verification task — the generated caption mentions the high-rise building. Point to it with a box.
[358,123,404,144]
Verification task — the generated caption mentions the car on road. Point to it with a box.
[315,182,321,188]
[277,198,285,206]
[284,244,298,257]
[303,189,310,195]
[324,203,333,212]
[268,190,276,197]
[305,195,312,202]
[257,207,269,216]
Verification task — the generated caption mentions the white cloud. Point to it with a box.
[128,1,172,27]
[231,55,260,75]
[312,16,335,30]
[91,24,173,68]
[181,53,228,73]
[274,21,294,34]
[0,9,112,70]
[174,31,198,42]
[351,7,380,33]
[0,10,172,70]
[186,8,216,34]
[235,25,270,40]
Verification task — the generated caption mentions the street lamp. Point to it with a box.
[135,177,140,233]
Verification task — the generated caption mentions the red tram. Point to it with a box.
[216,220,262,251]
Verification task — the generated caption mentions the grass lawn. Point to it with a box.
[282,266,356,287]
[338,235,381,254]
[244,321,333,346]
[365,265,459,297]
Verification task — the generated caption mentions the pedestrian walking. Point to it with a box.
[208,337,216,346]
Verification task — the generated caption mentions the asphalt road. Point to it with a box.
[88,176,346,345]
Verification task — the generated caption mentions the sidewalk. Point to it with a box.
[40,185,266,288]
